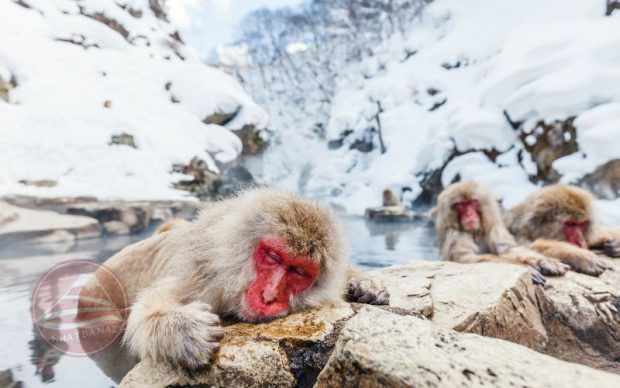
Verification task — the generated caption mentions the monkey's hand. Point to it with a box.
[530,269,546,286]
[603,238,620,258]
[565,251,610,277]
[125,298,224,370]
[532,257,570,277]
[346,278,390,305]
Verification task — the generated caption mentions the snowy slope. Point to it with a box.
[250,0,620,216]
[0,0,268,200]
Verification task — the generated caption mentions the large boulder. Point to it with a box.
[577,159,620,200]
[113,259,620,387]
[119,302,354,387]
[316,306,620,388]
[2,196,199,237]
[371,259,620,372]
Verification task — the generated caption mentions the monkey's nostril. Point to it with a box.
[262,290,276,304]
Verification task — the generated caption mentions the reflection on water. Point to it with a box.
[0,231,153,388]
[344,216,439,269]
[0,218,438,387]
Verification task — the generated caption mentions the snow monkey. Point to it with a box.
[505,184,617,276]
[382,188,401,206]
[435,181,569,281]
[84,188,387,370]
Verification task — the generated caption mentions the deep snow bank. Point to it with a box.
[0,0,268,201]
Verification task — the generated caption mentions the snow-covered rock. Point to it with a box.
[0,0,268,201]
[0,201,101,244]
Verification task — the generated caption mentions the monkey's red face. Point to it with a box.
[243,236,320,320]
[563,220,589,248]
[453,199,480,231]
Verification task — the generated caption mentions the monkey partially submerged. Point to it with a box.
[90,188,387,370]
[435,181,569,281]
[505,184,617,276]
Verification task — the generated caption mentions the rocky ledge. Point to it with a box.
[119,258,620,387]
[0,197,199,247]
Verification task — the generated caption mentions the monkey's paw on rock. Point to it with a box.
[346,278,389,305]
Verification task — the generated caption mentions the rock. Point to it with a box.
[109,133,136,148]
[0,201,100,245]
[315,306,620,388]
[66,202,154,235]
[540,268,620,371]
[119,302,355,387]
[173,156,257,200]
[0,368,22,388]
[365,205,415,222]
[2,196,199,237]
[370,259,620,372]
[232,124,268,156]
[203,107,241,126]
[81,10,130,39]
[119,297,620,387]
[18,179,57,187]
[607,0,620,16]
[519,117,578,183]
[0,77,10,102]
[577,159,620,200]
[102,220,131,235]
[149,0,168,21]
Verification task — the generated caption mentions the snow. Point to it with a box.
[247,0,620,217]
[0,0,267,201]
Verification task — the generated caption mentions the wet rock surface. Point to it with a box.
[118,259,620,387]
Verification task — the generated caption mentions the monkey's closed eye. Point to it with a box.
[266,251,283,264]
[290,266,306,276]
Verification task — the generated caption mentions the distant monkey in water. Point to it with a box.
[435,181,569,282]
[382,189,401,206]
[80,188,387,371]
[505,184,614,276]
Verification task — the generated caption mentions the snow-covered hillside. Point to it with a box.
[0,0,268,200]
[240,0,620,218]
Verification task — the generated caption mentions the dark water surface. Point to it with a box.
[0,218,438,387]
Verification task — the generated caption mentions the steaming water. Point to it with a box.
[0,218,438,387]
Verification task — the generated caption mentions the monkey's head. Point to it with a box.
[435,181,504,241]
[525,184,593,248]
[382,189,397,207]
[194,189,348,323]
[243,192,348,321]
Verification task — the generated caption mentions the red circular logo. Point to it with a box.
[31,260,127,356]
